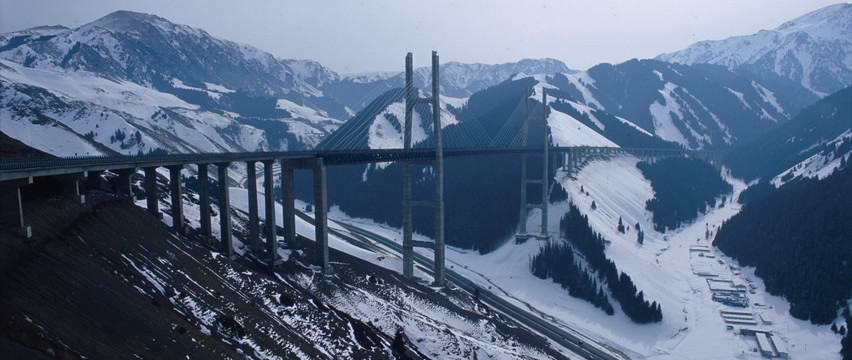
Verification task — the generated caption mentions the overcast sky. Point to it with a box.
[0,1,844,74]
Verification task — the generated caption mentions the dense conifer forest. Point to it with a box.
[637,157,732,231]
[714,165,851,325]
[531,204,662,323]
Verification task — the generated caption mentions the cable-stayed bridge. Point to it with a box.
[0,51,720,282]
[0,51,729,360]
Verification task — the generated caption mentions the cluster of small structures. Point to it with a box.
[689,240,792,358]
[741,328,790,359]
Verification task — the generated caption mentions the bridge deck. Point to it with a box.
[0,146,705,181]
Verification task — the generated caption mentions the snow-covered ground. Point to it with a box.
[137,155,844,359]
[323,156,844,359]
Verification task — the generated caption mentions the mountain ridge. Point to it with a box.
[656,3,852,96]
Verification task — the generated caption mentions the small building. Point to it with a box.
[756,332,778,357]
[769,334,789,359]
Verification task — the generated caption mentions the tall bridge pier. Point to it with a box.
[517,88,550,242]
[402,51,445,286]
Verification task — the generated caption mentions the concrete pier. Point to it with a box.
[263,160,281,269]
[246,161,260,251]
[217,162,235,259]
[280,160,296,249]
[59,172,86,204]
[198,164,211,237]
[0,177,33,238]
[115,169,136,201]
[167,165,184,233]
[144,167,159,216]
[313,157,331,274]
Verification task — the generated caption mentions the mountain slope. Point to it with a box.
[326,58,573,111]
[551,59,817,149]
[657,3,852,96]
[0,11,347,154]
[715,165,852,325]
[725,84,852,182]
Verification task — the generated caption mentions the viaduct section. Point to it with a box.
[0,145,723,283]
[0,50,723,285]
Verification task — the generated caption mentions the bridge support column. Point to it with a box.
[263,160,281,270]
[432,50,445,287]
[59,172,87,204]
[115,169,136,201]
[401,51,445,285]
[313,157,331,274]
[217,163,236,259]
[144,167,160,217]
[402,53,415,279]
[0,177,33,238]
[167,165,185,234]
[246,161,261,252]
[197,164,211,237]
[280,160,296,249]
[516,88,549,242]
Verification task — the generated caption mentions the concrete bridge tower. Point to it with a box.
[516,88,550,242]
[402,51,445,286]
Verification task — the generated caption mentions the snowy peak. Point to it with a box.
[334,58,573,103]
[656,3,852,96]
[0,10,340,99]
[775,3,852,39]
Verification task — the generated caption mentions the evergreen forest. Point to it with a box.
[531,204,663,323]
[637,157,732,231]
[714,165,852,325]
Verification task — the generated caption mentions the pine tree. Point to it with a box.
[637,230,645,244]
[590,201,597,210]
[392,329,407,358]
[617,217,625,233]
[833,323,839,333]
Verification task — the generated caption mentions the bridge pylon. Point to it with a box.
[402,51,445,286]
[516,88,551,242]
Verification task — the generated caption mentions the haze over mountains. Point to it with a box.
[1,3,851,360]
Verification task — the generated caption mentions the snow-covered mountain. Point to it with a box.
[726,84,852,183]
[0,11,339,99]
[0,11,346,156]
[325,58,573,111]
[656,3,852,96]
[548,59,818,149]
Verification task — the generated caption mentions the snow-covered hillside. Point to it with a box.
[0,11,347,155]
[657,3,852,96]
[299,154,843,359]
[0,59,341,155]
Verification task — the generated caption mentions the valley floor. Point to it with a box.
[321,155,843,359]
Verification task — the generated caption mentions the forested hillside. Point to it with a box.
[714,165,852,324]
[531,204,663,324]
[637,157,732,232]
[725,85,852,182]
